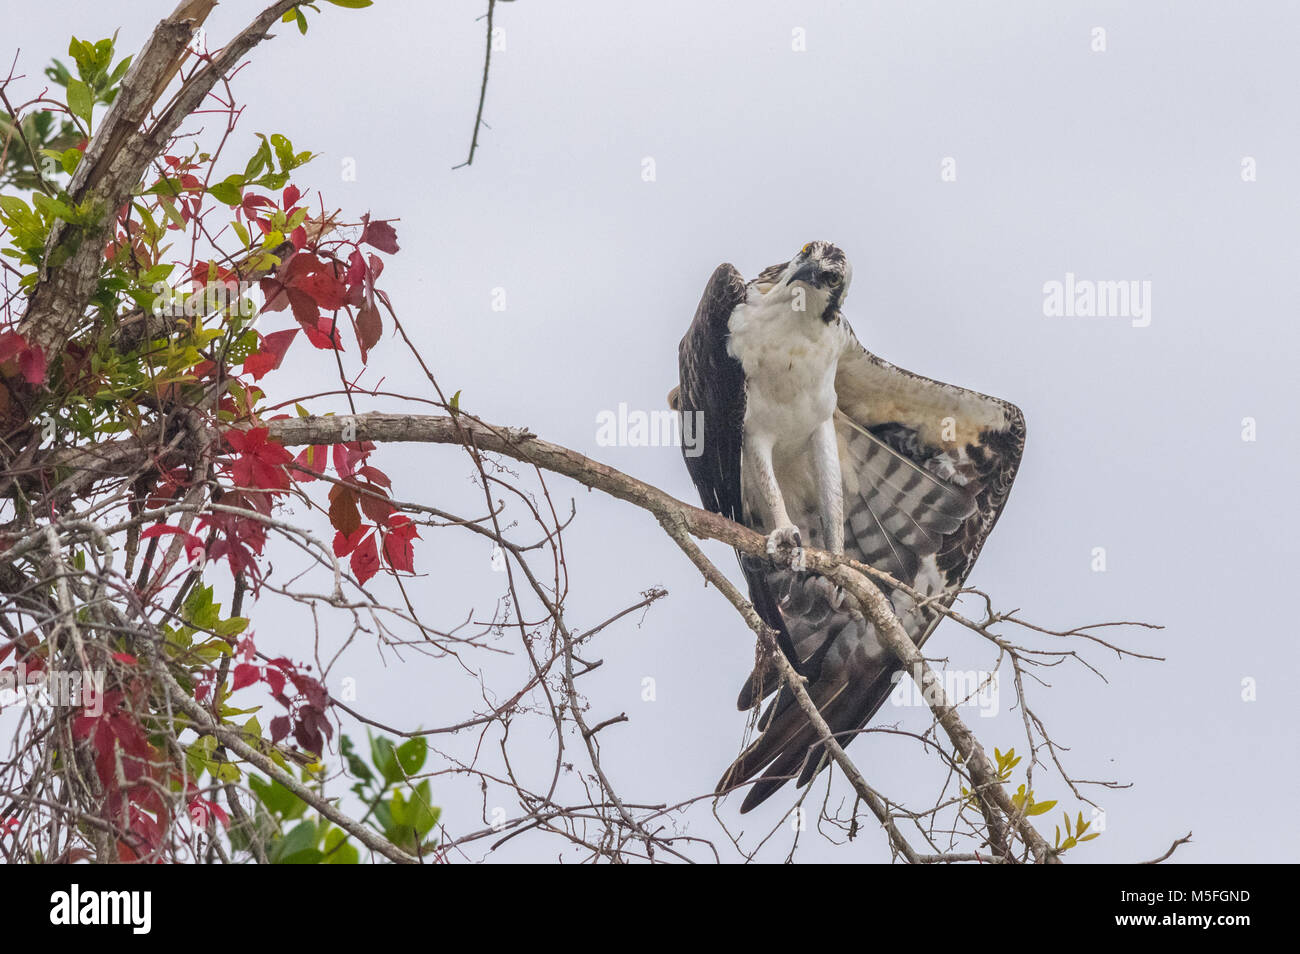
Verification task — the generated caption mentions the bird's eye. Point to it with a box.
[825,271,841,285]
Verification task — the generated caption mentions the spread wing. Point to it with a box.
[719,324,1026,812]
[674,263,810,720]
[675,264,748,524]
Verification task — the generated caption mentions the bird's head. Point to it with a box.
[755,241,851,321]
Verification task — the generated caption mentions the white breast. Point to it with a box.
[727,292,848,455]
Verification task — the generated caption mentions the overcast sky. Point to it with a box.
[8,0,1297,862]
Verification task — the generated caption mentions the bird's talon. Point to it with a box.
[807,575,847,609]
[765,526,804,571]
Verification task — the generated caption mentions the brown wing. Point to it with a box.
[720,325,1026,812]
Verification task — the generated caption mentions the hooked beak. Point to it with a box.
[787,262,821,287]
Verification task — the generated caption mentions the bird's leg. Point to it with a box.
[808,417,848,608]
[811,417,845,555]
[745,435,806,572]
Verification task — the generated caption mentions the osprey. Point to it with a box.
[672,241,1025,813]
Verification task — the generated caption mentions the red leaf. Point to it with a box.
[243,328,297,380]
[270,715,290,743]
[287,287,319,327]
[231,663,261,692]
[356,301,381,360]
[349,532,380,584]
[241,193,274,219]
[382,517,419,573]
[333,525,368,557]
[345,249,366,286]
[264,666,286,699]
[331,441,374,480]
[360,215,399,253]
[282,184,301,208]
[0,331,24,362]
[301,316,342,350]
[18,346,46,385]
[359,488,393,526]
[139,525,206,562]
[188,796,230,830]
[294,444,329,480]
[296,268,348,311]
[332,443,352,479]
[259,278,289,313]
[224,427,293,492]
[357,465,391,489]
[0,332,46,385]
[328,483,362,536]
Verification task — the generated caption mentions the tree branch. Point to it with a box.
[261,412,1057,861]
[14,409,1071,860]
[17,0,300,359]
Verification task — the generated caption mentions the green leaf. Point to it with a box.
[326,0,374,7]
[274,820,321,864]
[372,799,393,833]
[208,178,243,207]
[141,176,188,197]
[44,58,72,88]
[158,198,185,229]
[66,79,94,126]
[107,55,133,87]
[396,736,427,776]
[270,133,296,170]
[408,779,440,837]
[340,735,373,783]
[183,583,219,629]
[213,616,249,637]
[370,733,404,784]
[294,8,309,33]
[322,827,360,864]
[31,193,76,223]
[244,137,273,179]
[185,736,217,779]
[1027,799,1056,816]
[0,195,33,220]
[60,148,83,175]
[388,788,409,830]
[255,171,290,190]
[249,775,308,820]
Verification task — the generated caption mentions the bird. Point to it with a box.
[671,241,1025,813]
